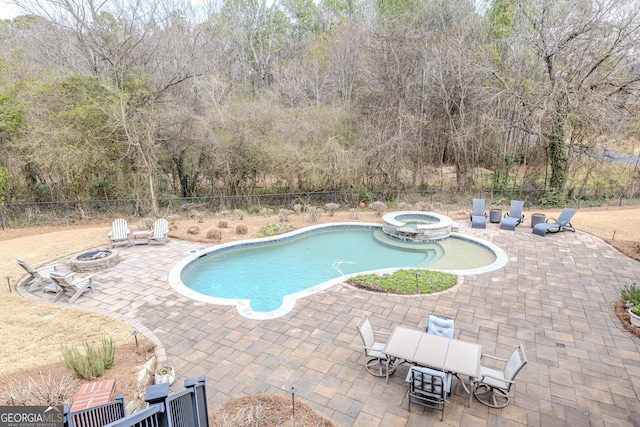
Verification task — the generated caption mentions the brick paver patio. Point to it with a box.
[22,219,640,426]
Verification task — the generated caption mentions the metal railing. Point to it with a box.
[63,377,208,427]
[103,377,208,427]
[1,185,639,229]
[64,394,126,427]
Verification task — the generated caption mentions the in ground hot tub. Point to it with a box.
[382,211,453,242]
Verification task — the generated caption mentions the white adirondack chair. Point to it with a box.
[108,218,130,247]
[16,258,59,292]
[50,272,94,304]
[149,218,169,244]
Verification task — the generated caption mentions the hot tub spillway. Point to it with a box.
[382,211,453,242]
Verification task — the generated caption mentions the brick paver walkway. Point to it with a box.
[23,220,640,426]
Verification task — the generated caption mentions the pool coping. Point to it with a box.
[167,222,508,320]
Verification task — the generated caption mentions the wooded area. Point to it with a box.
[0,0,639,212]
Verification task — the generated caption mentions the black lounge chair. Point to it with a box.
[532,208,576,236]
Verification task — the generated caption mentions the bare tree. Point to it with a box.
[511,0,640,190]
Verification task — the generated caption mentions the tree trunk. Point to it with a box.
[547,98,568,189]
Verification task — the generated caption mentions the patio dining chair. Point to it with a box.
[356,315,396,377]
[423,313,457,339]
[471,344,527,408]
[406,365,451,421]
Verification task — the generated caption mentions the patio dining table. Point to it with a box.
[383,325,482,406]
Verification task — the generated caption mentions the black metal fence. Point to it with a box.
[1,185,639,229]
[63,377,209,427]
[64,394,126,427]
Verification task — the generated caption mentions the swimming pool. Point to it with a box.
[168,223,507,319]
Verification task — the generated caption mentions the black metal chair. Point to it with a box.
[407,366,451,421]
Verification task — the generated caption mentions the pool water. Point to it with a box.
[176,224,504,316]
[181,227,440,312]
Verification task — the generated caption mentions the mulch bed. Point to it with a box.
[209,394,336,427]
[613,299,640,339]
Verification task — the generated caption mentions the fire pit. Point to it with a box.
[70,249,120,272]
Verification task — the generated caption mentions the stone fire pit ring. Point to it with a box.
[70,249,120,273]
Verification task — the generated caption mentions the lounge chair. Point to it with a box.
[470,198,487,229]
[532,208,577,237]
[500,200,525,231]
[149,218,169,244]
[16,258,59,292]
[49,272,94,303]
[356,315,396,377]
[108,218,130,247]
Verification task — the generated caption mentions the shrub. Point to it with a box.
[293,204,303,214]
[236,224,248,235]
[218,220,228,229]
[259,208,271,217]
[187,226,199,234]
[621,282,640,305]
[368,201,388,216]
[308,206,323,222]
[349,208,359,219]
[279,208,293,222]
[540,190,565,207]
[257,223,297,237]
[139,217,154,230]
[61,337,115,380]
[232,209,246,220]
[415,201,430,211]
[191,210,205,222]
[0,372,79,406]
[206,229,222,241]
[32,371,79,406]
[349,269,457,294]
[325,203,340,216]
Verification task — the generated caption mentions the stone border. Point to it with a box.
[382,211,453,241]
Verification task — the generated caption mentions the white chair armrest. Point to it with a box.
[78,275,94,285]
[36,263,59,272]
[480,353,508,363]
